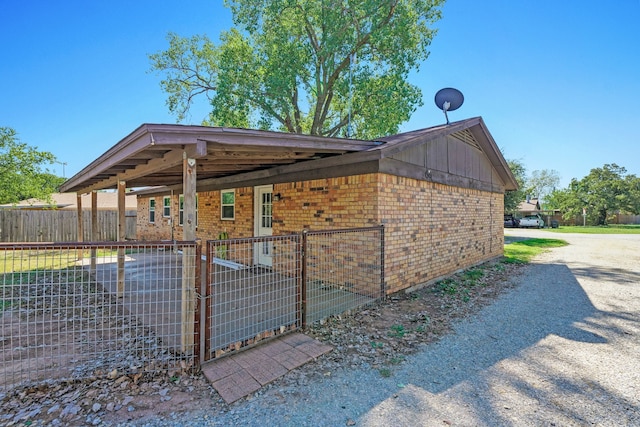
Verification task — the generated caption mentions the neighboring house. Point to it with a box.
[0,192,137,211]
[517,197,541,216]
[60,117,518,294]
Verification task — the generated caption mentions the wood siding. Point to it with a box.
[0,210,137,242]
[387,134,503,192]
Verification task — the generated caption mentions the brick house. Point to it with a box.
[61,117,517,294]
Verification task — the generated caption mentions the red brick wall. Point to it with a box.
[272,175,379,234]
[137,174,504,295]
[377,174,504,294]
[136,187,255,241]
[274,174,503,294]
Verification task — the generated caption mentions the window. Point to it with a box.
[179,195,198,226]
[163,196,171,217]
[149,199,156,223]
[221,190,235,220]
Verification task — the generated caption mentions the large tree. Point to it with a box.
[149,0,445,139]
[0,127,64,205]
[526,169,559,206]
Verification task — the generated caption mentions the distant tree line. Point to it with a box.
[505,160,640,226]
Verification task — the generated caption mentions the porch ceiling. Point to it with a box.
[60,124,380,194]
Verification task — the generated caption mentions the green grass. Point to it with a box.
[0,250,81,274]
[503,238,568,263]
[547,225,640,234]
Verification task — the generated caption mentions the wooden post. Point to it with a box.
[181,154,197,353]
[90,191,98,271]
[117,181,126,297]
[76,194,84,260]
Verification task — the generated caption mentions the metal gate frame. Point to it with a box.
[201,226,384,362]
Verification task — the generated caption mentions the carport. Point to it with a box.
[59,124,380,353]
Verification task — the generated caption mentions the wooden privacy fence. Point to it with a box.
[0,210,137,242]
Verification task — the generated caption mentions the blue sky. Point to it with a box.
[1,1,639,188]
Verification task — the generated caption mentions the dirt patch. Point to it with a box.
[304,259,525,371]
[1,259,525,426]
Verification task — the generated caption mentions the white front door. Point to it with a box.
[254,185,273,266]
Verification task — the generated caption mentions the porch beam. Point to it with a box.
[90,191,98,271]
[181,153,197,353]
[76,193,84,260]
[77,143,207,193]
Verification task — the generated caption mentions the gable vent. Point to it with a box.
[451,129,481,150]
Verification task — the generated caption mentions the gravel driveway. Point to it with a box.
[133,230,640,426]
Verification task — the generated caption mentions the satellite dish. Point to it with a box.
[434,88,464,124]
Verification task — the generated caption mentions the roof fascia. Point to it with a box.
[60,124,154,193]
[142,149,383,194]
[469,117,518,190]
[60,124,208,193]
[60,124,379,194]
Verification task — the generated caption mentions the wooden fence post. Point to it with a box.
[90,191,98,272]
[76,194,84,260]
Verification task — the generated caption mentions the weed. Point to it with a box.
[379,368,392,378]
[0,299,12,312]
[389,356,405,365]
[370,341,384,349]
[462,291,471,302]
[435,279,458,295]
[463,268,484,281]
[388,324,406,338]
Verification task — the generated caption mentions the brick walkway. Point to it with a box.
[201,333,333,404]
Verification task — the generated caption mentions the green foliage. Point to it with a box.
[435,278,458,295]
[389,356,405,365]
[504,158,526,213]
[547,164,639,225]
[378,368,392,377]
[0,127,64,205]
[149,0,445,139]
[432,265,489,302]
[462,268,484,282]
[388,324,406,338]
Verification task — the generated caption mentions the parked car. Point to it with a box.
[519,214,545,228]
[504,214,520,228]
